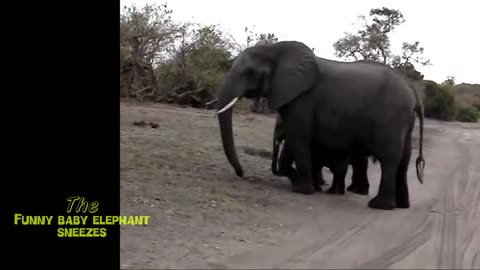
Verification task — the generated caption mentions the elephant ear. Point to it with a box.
[268,41,319,110]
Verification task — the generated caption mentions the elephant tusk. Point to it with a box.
[217,97,239,114]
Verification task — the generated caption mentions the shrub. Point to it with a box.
[456,106,479,122]
[423,80,456,121]
[472,102,480,111]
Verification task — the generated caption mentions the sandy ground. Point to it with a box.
[120,101,480,269]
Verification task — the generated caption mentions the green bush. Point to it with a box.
[154,43,232,104]
[472,102,480,111]
[423,80,456,121]
[456,106,479,122]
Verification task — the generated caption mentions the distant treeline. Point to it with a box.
[120,3,479,122]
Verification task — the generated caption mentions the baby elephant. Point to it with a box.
[271,115,371,195]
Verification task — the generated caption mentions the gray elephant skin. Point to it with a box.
[215,40,425,210]
[271,114,327,191]
[271,114,371,195]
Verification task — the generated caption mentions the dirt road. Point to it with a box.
[120,102,479,269]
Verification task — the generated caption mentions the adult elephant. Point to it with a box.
[216,41,425,210]
[271,114,371,195]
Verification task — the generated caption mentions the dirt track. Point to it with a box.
[120,101,480,269]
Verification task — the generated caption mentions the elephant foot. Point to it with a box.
[291,183,315,195]
[314,176,326,191]
[327,186,345,195]
[395,194,410,209]
[368,196,395,210]
[317,178,326,186]
[287,174,297,186]
[347,183,369,195]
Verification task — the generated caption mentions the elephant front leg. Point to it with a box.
[288,141,314,195]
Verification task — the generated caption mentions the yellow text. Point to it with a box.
[14,214,53,225]
[57,227,107,237]
[92,215,150,225]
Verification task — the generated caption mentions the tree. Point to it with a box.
[120,3,179,100]
[333,8,404,63]
[393,62,424,81]
[256,33,279,45]
[391,41,430,80]
[119,2,238,107]
[156,23,236,107]
[333,7,430,80]
[442,76,456,87]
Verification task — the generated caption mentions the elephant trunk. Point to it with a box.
[217,75,244,177]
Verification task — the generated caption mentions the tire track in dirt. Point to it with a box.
[276,213,379,269]
[220,122,451,269]
[437,184,457,269]
[457,161,479,268]
[328,127,441,269]
[459,134,480,270]
[472,251,480,269]
[461,163,476,220]
[228,122,478,270]
[472,185,480,218]
[437,134,464,269]
[438,132,473,269]
[357,212,435,269]
[470,142,480,219]
[353,130,472,269]
[221,198,380,269]
[459,230,480,270]
[120,103,480,269]
[458,223,478,269]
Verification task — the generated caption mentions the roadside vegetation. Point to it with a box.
[120,3,479,122]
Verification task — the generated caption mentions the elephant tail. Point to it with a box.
[407,77,426,185]
[415,103,425,184]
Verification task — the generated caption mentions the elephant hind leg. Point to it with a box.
[347,155,370,195]
[312,153,326,191]
[395,120,415,208]
[327,157,349,195]
[368,135,405,210]
[368,158,399,210]
[313,168,324,191]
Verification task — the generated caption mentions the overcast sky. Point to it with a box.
[120,0,479,84]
